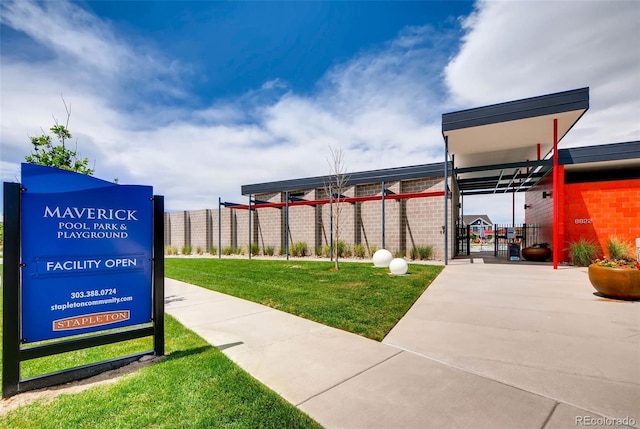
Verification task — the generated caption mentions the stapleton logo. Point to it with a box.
[53,310,130,331]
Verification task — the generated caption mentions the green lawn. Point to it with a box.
[0,258,442,427]
[165,258,443,341]
[0,317,320,429]
[0,261,321,428]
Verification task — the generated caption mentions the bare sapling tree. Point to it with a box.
[25,96,94,175]
[325,146,350,270]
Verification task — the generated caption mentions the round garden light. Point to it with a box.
[372,249,393,268]
[389,258,408,275]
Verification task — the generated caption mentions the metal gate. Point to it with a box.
[494,224,540,258]
[455,223,470,256]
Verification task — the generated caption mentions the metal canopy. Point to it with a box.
[442,88,589,195]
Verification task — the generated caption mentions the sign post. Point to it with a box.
[2,164,164,397]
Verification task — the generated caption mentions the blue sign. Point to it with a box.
[20,164,153,342]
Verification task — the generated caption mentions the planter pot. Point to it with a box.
[522,246,552,262]
[588,264,640,300]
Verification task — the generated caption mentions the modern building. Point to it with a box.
[165,87,640,267]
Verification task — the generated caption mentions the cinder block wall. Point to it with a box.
[168,211,188,250]
[355,183,384,256]
[402,178,445,258]
[526,175,640,262]
[287,189,317,252]
[165,175,455,260]
[254,193,282,253]
[189,209,210,252]
[317,185,357,254]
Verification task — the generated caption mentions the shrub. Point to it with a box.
[164,245,178,255]
[418,245,433,260]
[249,243,260,256]
[222,246,235,256]
[196,246,203,255]
[290,241,308,257]
[265,246,275,256]
[394,249,406,258]
[343,245,352,258]
[568,239,598,266]
[606,236,634,259]
[209,246,218,255]
[410,247,419,260]
[321,245,331,258]
[336,240,351,258]
[368,245,377,257]
[353,244,366,258]
[181,245,192,255]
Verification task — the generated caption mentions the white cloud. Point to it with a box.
[2,0,451,212]
[445,0,640,148]
[442,0,640,224]
[2,0,637,226]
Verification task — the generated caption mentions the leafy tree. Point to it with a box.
[25,98,94,175]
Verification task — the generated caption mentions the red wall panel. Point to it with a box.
[526,176,640,263]
[563,179,640,260]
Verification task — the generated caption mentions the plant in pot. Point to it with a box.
[522,242,551,262]
[588,236,640,300]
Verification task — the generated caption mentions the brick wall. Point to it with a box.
[524,174,554,246]
[168,211,188,249]
[254,193,282,253]
[188,209,210,252]
[402,178,447,258]
[355,182,385,255]
[563,178,640,260]
[525,174,640,262]
[287,189,318,252]
[165,176,454,260]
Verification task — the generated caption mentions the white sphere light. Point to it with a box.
[389,258,408,276]
[372,249,393,268]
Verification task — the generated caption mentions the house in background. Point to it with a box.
[462,215,494,241]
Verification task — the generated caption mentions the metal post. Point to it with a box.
[152,195,165,357]
[552,118,559,269]
[512,192,515,228]
[248,195,252,260]
[381,181,386,249]
[444,136,449,265]
[466,225,470,256]
[329,185,333,261]
[218,198,221,259]
[3,183,21,398]
[285,191,289,260]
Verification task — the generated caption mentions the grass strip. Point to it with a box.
[0,316,321,429]
[165,258,443,341]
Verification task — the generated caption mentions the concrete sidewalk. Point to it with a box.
[165,261,639,429]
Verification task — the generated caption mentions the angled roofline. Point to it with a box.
[463,214,493,225]
[242,162,450,195]
[558,141,640,165]
[442,87,589,132]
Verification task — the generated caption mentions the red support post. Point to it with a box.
[228,191,445,210]
[552,119,559,269]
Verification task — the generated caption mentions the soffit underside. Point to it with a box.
[445,109,586,169]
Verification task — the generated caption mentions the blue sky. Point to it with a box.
[1,0,639,224]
